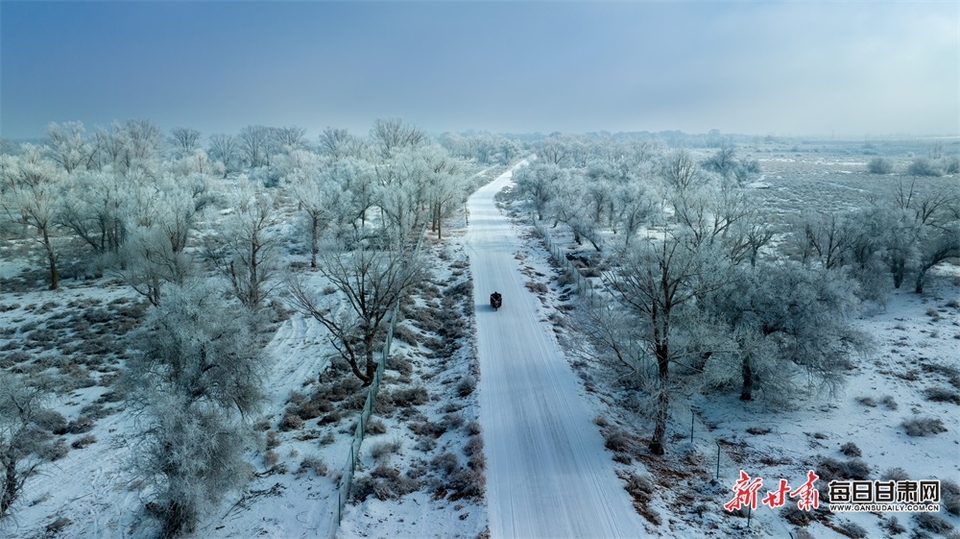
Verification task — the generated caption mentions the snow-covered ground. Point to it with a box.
[2,155,958,539]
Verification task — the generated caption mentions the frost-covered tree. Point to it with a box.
[611,182,656,248]
[792,211,856,270]
[289,246,422,386]
[93,119,163,175]
[867,157,894,175]
[0,147,65,289]
[127,282,264,412]
[58,170,128,258]
[606,233,726,455]
[371,118,426,158]
[168,127,201,160]
[513,162,566,221]
[704,263,869,403]
[318,127,355,160]
[886,179,959,292]
[535,133,588,167]
[270,126,307,153]
[907,158,942,177]
[207,133,241,176]
[285,151,345,267]
[670,183,750,252]
[208,184,279,310]
[660,149,707,193]
[122,177,209,306]
[914,223,960,294]
[46,121,92,173]
[374,146,442,241]
[238,125,272,168]
[0,373,55,520]
[701,143,737,179]
[417,145,467,240]
[125,282,263,537]
[549,175,603,251]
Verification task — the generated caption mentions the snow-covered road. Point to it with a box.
[466,165,648,539]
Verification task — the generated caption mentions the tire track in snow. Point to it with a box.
[466,164,649,539]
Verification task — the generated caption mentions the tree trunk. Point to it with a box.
[1,450,18,517]
[362,334,377,387]
[740,352,753,401]
[42,228,58,290]
[891,258,905,288]
[649,342,669,456]
[310,214,319,268]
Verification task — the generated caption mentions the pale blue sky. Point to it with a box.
[1,1,957,140]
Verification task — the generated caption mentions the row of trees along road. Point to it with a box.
[0,118,480,536]
[515,134,956,455]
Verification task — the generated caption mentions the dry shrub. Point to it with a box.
[391,387,428,408]
[278,410,304,431]
[39,439,69,462]
[463,434,483,458]
[818,456,871,485]
[883,516,906,535]
[855,396,876,407]
[297,455,328,477]
[466,421,481,436]
[369,440,402,462]
[351,464,419,501]
[393,324,419,346]
[914,513,953,534]
[881,467,910,481]
[66,415,94,434]
[448,468,485,500]
[442,413,465,430]
[924,387,960,405]
[326,376,363,402]
[402,304,443,333]
[366,418,387,435]
[263,450,279,468]
[318,410,341,425]
[457,375,477,397]
[525,281,549,295]
[616,469,659,525]
[839,442,861,457]
[71,435,96,449]
[603,427,641,462]
[389,354,414,376]
[835,521,867,538]
[942,479,960,516]
[409,420,446,438]
[34,410,68,434]
[781,505,813,526]
[464,434,485,471]
[438,316,467,341]
[880,395,898,410]
[415,437,437,452]
[373,393,396,415]
[266,430,280,449]
[430,452,459,476]
[902,417,947,437]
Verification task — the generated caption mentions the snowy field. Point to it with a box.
[1,139,958,539]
